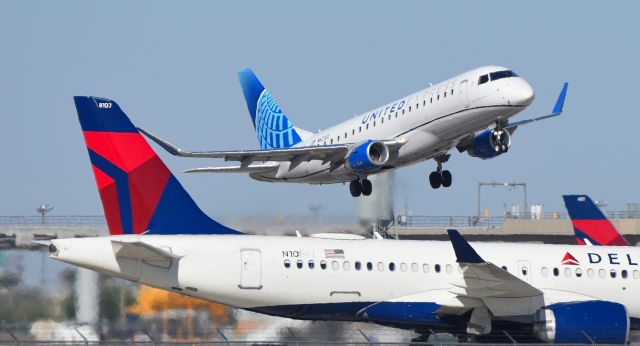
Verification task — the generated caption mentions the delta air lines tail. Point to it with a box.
[562,194,627,246]
[74,96,242,235]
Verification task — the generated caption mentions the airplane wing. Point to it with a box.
[139,127,407,170]
[441,230,544,325]
[505,82,568,134]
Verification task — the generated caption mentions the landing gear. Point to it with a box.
[429,154,453,189]
[349,178,372,197]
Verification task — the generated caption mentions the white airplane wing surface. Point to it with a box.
[440,230,544,329]
[139,127,406,170]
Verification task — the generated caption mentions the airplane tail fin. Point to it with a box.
[237,68,304,149]
[73,96,242,235]
[562,194,627,246]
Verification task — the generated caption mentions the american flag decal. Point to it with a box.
[324,249,345,258]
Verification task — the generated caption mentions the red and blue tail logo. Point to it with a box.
[74,96,241,235]
[562,194,627,246]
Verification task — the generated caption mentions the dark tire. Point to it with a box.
[349,180,362,197]
[429,171,441,189]
[361,179,373,196]
[441,170,452,188]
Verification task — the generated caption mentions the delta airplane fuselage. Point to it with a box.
[51,235,640,323]
[252,66,534,184]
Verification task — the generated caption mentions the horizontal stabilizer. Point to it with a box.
[112,238,182,262]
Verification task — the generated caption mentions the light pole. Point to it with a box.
[477,181,527,219]
[36,204,54,225]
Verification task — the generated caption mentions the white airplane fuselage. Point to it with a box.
[51,235,640,325]
[250,66,534,183]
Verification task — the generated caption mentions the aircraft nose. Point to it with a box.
[511,79,535,106]
[512,80,535,106]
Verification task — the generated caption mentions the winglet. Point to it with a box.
[552,82,569,114]
[447,229,484,264]
[138,128,184,156]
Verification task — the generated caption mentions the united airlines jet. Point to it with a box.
[141,67,569,197]
[51,97,636,344]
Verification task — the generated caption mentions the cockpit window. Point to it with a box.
[489,70,518,81]
[478,74,489,85]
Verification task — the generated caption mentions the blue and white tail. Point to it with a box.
[238,68,304,149]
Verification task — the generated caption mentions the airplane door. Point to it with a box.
[458,80,470,108]
[239,249,263,289]
[517,260,532,283]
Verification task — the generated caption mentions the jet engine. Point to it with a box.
[533,301,629,344]
[466,128,511,159]
[346,140,389,174]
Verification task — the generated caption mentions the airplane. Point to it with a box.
[50,96,636,344]
[563,194,629,246]
[140,67,569,197]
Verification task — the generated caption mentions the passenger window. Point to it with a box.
[367,262,373,271]
[331,138,334,144]
[381,117,384,124]
[437,95,440,100]
[400,263,408,272]
[388,114,391,120]
[423,264,430,273]
[284,259,291,268]
[423,100,426,106]
[355,261,362,271]
[610,269,617,278]
[553,268,559,277]
[411,263,419,272]
[409,106,411,112]
[564,268,571,277]
[352,129,355,135]
[598,269,606,278]
[343,261,350,271]
[402,109,405,115]
[575,268,582,277]
[478,74,489,85]
[308,260,315,269]
[332,261,339,271]
[451,89,454,95]
[395,112,398,118]
[359,126,362,133]
[377,262,384,271]
[389,262,396,272]
[366,124,369,130]
[444,91,447,97]
[435,264,441,273]
[621,270,628,279]
[430,97,433,104]
[541,267,549,277]
[320,260,327,270]
[587,268,595,278]
[297,260,303,269]
[416,103,419,109]
[337,136,340,141]
[446,264,453,274]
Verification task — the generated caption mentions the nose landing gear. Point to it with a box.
[349,178,373,197]
[429,154,452,189]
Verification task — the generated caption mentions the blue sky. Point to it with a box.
[1,1,639,220]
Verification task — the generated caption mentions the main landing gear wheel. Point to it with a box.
[361,179,372,196]
[349,179,373,197]
[349,180,362,197]
[429,154,453,189]
[441,170,452,187]
[429,171,441,189]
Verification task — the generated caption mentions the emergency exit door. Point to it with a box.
[239,249,262,289]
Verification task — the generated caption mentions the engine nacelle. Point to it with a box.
[346,140,389,174]
[466,128,511,159]
[533,301,629,344]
